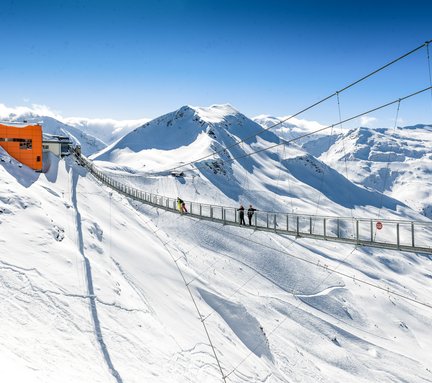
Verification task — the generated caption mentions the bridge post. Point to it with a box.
[356,220,359,244]
[323,218,326,239]
[397,223,400,249]
[411,222,415,247]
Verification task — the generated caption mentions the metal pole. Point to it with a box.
[310,216,312,234]
[411,222,415,248]
[370,219,373,242]
[296,216,299,236]
[274,214,277,232]
[323,218,326,239]
[337,218,340,238]
[356,220,359,244]
[397,223,400,248]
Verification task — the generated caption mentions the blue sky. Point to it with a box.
[1,0,431,126]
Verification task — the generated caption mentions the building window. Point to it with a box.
[19,140,32,149]
[0,137,33,148]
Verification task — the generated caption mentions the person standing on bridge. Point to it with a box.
[237,204,246,225]
[247,204,257,226]
[181,200,188,213]
[177,197,183,213]
[177,197,188,214]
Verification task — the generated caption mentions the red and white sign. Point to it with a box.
[376,221,383,230]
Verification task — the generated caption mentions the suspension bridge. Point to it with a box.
[75,152,432,255]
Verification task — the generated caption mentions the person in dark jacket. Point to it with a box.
[237,204,246,225]
[247,204,257,226]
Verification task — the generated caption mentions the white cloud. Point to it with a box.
[0,103,62,120]
[0,102,150,144]
[360,115,377,126]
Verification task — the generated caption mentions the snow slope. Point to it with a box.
[1,146,432,382]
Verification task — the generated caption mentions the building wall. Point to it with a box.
[42,142,61,157]
[0,124,43,171]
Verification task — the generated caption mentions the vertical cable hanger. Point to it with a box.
[336,91,355,218]
[375,99,401,242]
[426,41,432,108]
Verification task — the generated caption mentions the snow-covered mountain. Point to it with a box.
[1,103,432,382]
[320,125,432,218]
[252,114,338,157]
[92,104,417,220]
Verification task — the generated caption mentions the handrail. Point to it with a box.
[75,151,432,254]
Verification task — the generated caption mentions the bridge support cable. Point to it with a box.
[375,100,402,242]
[222,246,359,381]
[189,86,432,173]
[336,92,354,217]
[427,41,432,111]
[165,40,432,175]
[222,229,432,380]
[121,200,227,382]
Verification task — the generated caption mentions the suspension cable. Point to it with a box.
[165,40,432,174]
[185,86,432,174]
[134,211,227,381]
[427,41,432,105]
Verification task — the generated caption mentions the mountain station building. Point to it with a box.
[0,122,43,171]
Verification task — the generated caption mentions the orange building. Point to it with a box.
[0,123,43,171]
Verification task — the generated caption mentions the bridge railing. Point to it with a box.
[76,152,432,254]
